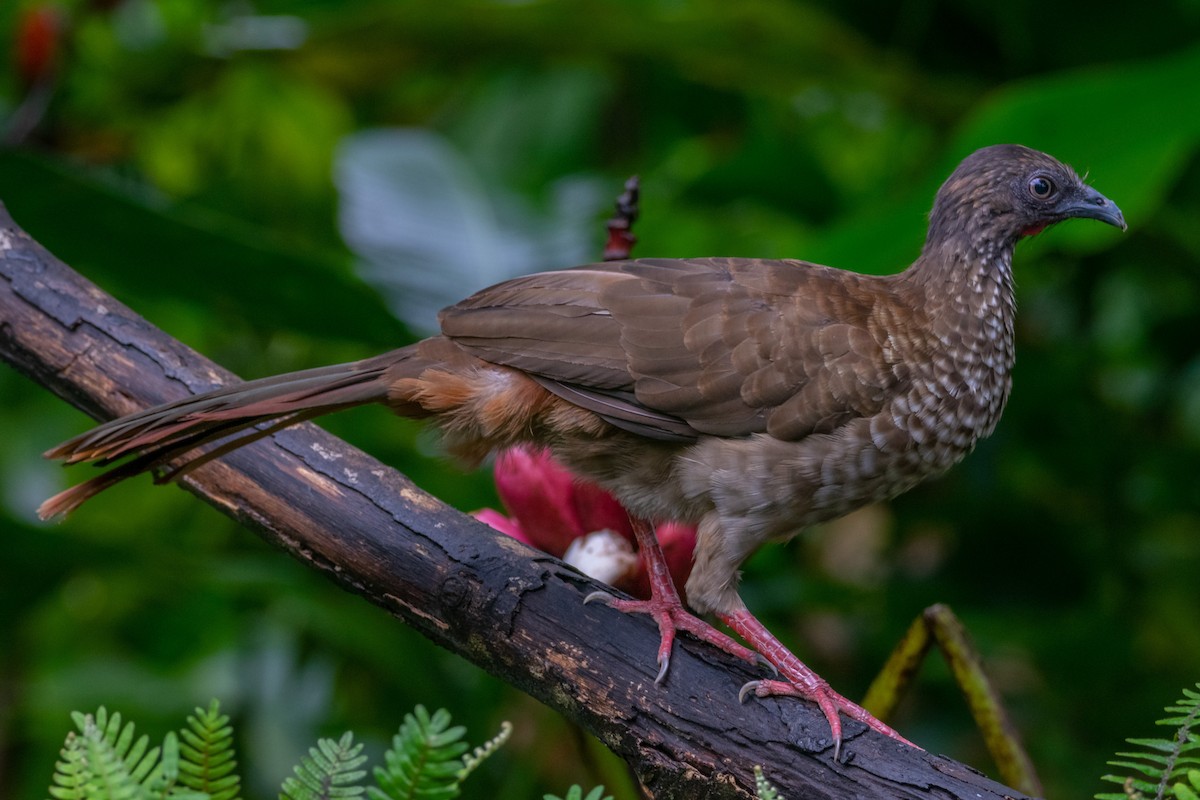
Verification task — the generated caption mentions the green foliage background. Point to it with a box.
[1,1,1198,797]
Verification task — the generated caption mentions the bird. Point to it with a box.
[39,144,1126,756]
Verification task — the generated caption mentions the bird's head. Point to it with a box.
[925,144,1126,255]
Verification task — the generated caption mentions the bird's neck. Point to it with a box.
[901,237,1018,436]
[908,237,1018,326]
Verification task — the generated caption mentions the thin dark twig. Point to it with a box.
[603,176,640,261]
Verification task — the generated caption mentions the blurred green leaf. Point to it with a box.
[812,45,1200,272]
[0,150,407,346]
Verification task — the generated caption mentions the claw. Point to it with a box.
[720,609,919,758]
[738,680,760,704]
[583,590,614,606]
[655,654,670,685]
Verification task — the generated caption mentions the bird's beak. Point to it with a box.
[1062,185,1127,231]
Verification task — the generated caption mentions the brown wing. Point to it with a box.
[439,257,904,441]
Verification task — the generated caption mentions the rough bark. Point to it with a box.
[0,204,1036,799]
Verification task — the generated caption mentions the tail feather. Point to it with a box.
[48,359,395,464]
[40,349,414,520]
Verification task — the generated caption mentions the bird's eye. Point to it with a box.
[1028,175,1056,200]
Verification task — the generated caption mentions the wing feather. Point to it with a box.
[439,257,905,441]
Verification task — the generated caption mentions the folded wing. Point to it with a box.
[440,257,904,442]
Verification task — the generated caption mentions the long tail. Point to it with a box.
[39,347,420,520]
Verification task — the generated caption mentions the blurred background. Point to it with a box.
[1,0,1199,797]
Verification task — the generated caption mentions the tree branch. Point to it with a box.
[0,204,1035,800]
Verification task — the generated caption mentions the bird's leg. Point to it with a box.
[719,606,919,758]
[585,517,763,683]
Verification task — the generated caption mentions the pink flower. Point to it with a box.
[485,445,631,555]
[474,446,695,599]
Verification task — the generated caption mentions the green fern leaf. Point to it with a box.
[1129,738,1184,753]
[1173,768,1200,800]
[48,732,90,800]
[60,708,169,800]
[456,721,511,781]
[542,787,611,800]
[280,731,368,800]
[178,700,242,800]
[1098,684,1200,800]
[83,707,165,790]
[80,715,142,800]
[369,706,469,800]
[138,731,176,799]
[1101,770,1159,798]
[49,709,213,800]
[754,766,781,800]
[1096,792,1138,800]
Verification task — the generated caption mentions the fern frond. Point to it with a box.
[1099,684,1200,800]
[49,710,207,800]
[79,714,142,800]
[456,721,511,781]
[1173,770,1199,800]
[55,708,164,800]
[369,706,467,800]
[280,731,368,800]
[45,701,501,800]
[49,732,90,800]
[141,731,197,799]
[542,787,611,800]
[754,766,781,800]
[178,700,241,800]
[79,707,164,789]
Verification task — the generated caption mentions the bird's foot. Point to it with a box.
[719,608,919,759]
[584,516,765,683]
[585,589,763,683]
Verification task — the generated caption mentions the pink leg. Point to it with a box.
[719,608,919,758]
[585,518,763,683]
